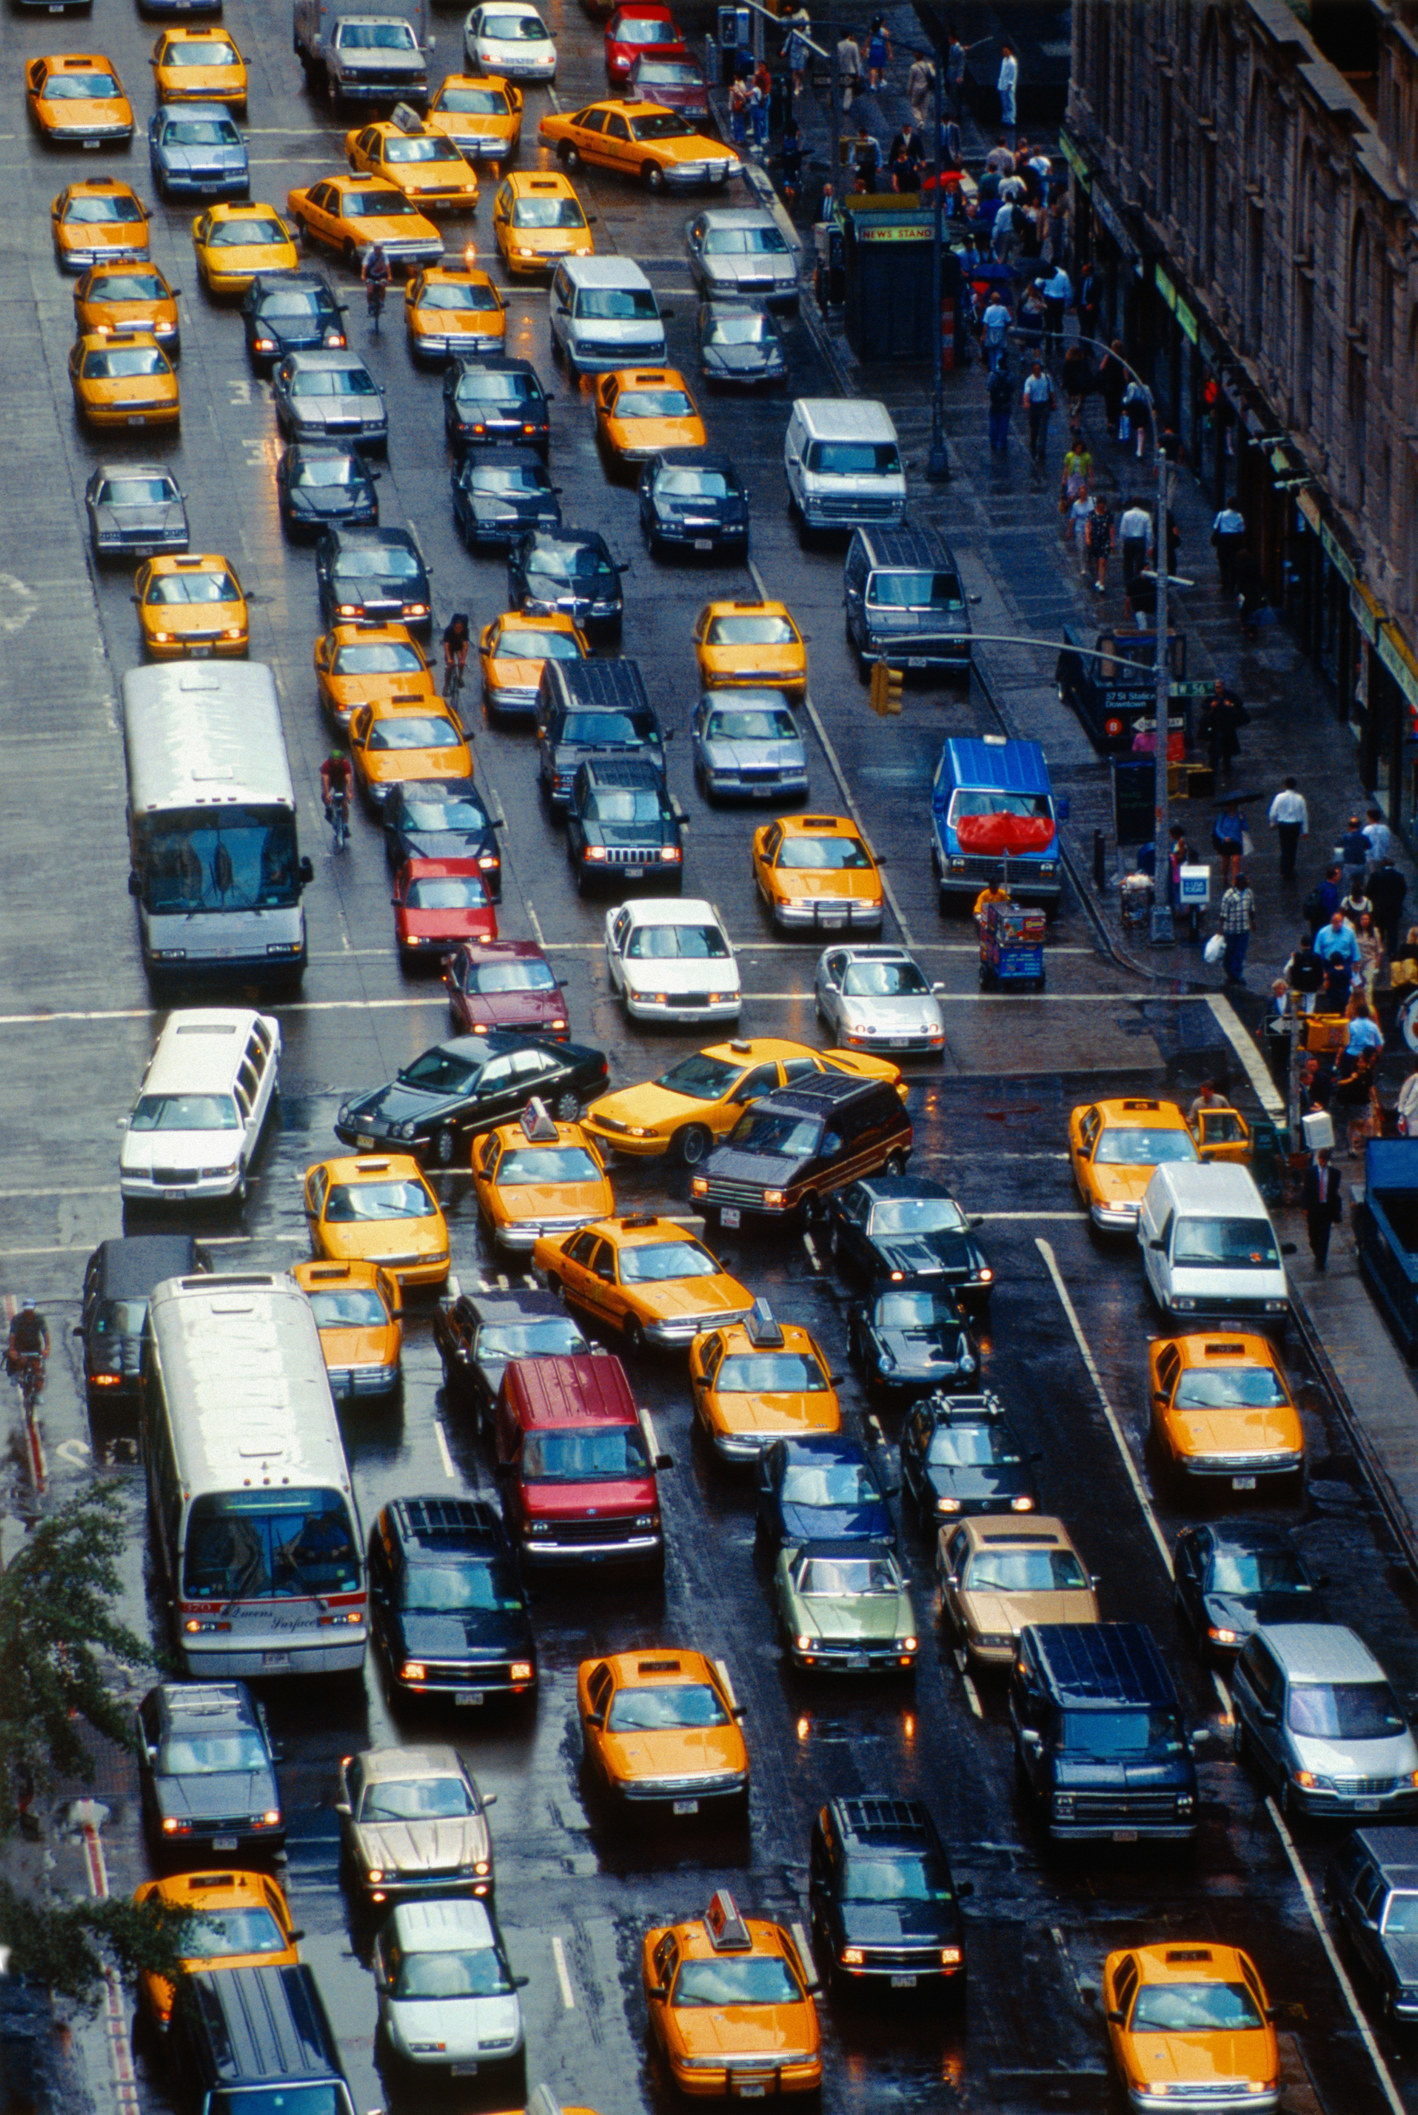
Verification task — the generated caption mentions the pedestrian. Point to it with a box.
[785,8,811,98]
[1099,339,1128,436]
[991,199,1022,264]
[865,12,890,87]
[986,358,1013,451]
[886,124,923,192]
[1060,339,1092,421]
[1200,678,1248,782]
[1302,1148,1342,1272]
[1060,431,1093,508]
[1235,548,1265,639]
[997,43,1017,141]
[836,25,862,109]
[1264,979,1292,1093]
[1123,378,1152,462]
[1118,496,1152,585]
[1267,775,1308,880]
[1066,489,1093,572]
[1303,865,1343,937]
[779,117,803,202]
[1016,281,1048,359]
[1287,927,1327,1012]
[907,47,934,129]
[1368,857,1408,957]
[1355,911,1384,1003]
[946,27,967,118]
[748,74,770,154]
[1218,871,1256,986]
[1211,799,1246,886]
[1084,492,1114,593]
[985,135,1014,175]
[1158,426,1182,506]
[1315,908,1361,1008]
[1076,258,1100,345]
[1040,261,1071,359]
[728,73,749,147]
[1188,1077,1233,1123]
[980,289,1011,369]
[1363,805,1398,867]
[852,121,880,189]
[1340,814,1370,897]
[1211,501,1245,596]
[1022,358,1054,467]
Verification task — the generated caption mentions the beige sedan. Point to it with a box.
[937,1516,1098,1668]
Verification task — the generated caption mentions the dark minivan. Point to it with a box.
[169,1963,356,2115]
[536,657,666,811]
[76,1235,208,1409]
[843,522,971,678]
[692,1071,911,1229]
[1009,1622,1198,1844]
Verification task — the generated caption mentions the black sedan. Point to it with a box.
[827,1177,993,1315]
[368,1496,537,1706]
[276,442,378,540]
[508,527,626,644]
[382,780,502,898]
[336,1031,610,1164]
[315,527,432,639]
[137,1681,284,1860]
[1172,1520,1329,1661]
[434,1285,590,1429]
[452,446,562,550]
[899,1391,1038,1526]
[756,1435,895,1553]
[1326,1829,1418,2028]
[809,1793,968,1995]
[242,269,346,373]
[848,1284,979,1404]
[443,355,550,456]
[638,449,749,561]
[696,300,788,389]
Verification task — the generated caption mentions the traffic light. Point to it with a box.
[868,659,902,715]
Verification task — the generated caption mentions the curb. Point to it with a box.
[1287,1276,1418,1585]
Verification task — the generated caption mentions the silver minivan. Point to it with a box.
[119,1008,280,1207]
[548,256,666,376]
[782,397,907,531]
[1136,1161,1289,1326]
[1231,1623,1418,1820]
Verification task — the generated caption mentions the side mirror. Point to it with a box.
[943,1573,958,1589]
[1020,1728,1041,1748]
[1281,1242,1298,1256]
[1149,1237,1166,1251]
[655,1451,674,1471]
[968,1214,983,1227]
[287,1928,306,1944]
[957,1880,974,1900]
[584,1710,604,1730]
[168,286,183,298]
[970,592,982,604]
[334,1800,352,1818]
[73,1324,84,1338]
[934,982,948,994]
[128,871,141,898]
[481,1791,497,1808]
[514,1975,531,1989]
[663,729,675,742]
[1106,2008,1126,2026]
[648,1982,668,2002]
[299,856,315,885]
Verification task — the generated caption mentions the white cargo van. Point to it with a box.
[1137,1161,1290,1326]
[548,257,666,375]
[783,398,907,530]
[119,1009,280,1207]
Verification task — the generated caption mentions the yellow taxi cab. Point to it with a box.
[1102,1943,1279,2113]
[1067,1097,1199,1233]
[693,598,806,697]
[1148,1333,1305,1491]
[491,170,594,274]
[285,174,442,271]
[192,201,299,294]
[68,330,178,432]
[27,54,134,148]
[472,1101,614,1253]
[344,114,481,212]
[404,262,506,361]
[539,98,740,192]
[582,1037,904,1164]
[348,696,472,805]
[292,1258,403,1400]
[73,260,180,357]
[53,180,150,273]
[133,1868,300,2034]
[578,1649,749,1810]
[480,609,588,716]
[304,1154,450,1288]
[151,27,249,109]
[751,814,884,934]
[315,622,435,732]
[643,1890,821,2098]
[534,1213,752,1352]
[937,1515,1099,1669]
[134,553,247,658]
[425,73,523,165]
[689,1301,841,1462]
[594,366,705,468]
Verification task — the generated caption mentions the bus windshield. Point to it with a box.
[183,1489,361,1601]
[138,805,301,914]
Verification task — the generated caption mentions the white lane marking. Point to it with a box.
[434,1417,456,1481]
[0,1185,112,1200]
[714,1658,739,1711]
[1051,1926,1092,2010]
[641,1409,664,1461]
[1207,994,1285,1117]
[790,1922,813,1972]
[526,900,545,946]
[961,1673,982,1718]
[801,1232,822,1272]
[551,1934,576,2009]
[1267,1797,1406,2115]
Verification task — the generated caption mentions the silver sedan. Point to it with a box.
[814,944,946,1055]
[685,207,799,308]
[84,463,189,564]
[691,688,807,803]
[272,348,388,452]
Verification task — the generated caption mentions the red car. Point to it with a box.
[605,5,686,83]
[392,858,497,964]
[627,51,710,116]
[444,938,570,1038]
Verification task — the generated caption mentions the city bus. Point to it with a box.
[122,662,314,982]
[141,1273,367,1679]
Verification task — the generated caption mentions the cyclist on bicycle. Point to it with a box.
[321,747,353,818]
[442,612,471,698]
[6,1300,48,1378]
[362,242,391,323]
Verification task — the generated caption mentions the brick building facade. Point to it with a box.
[1065,0,1418,841]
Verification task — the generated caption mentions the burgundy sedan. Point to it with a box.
[605,4,686,83]
[444,938,570,1038]
[627,52,711,117]
[393,859,498,965]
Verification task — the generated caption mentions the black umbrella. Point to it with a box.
[1212,790,1262,805]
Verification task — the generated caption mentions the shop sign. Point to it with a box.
[1350,581,1384,644]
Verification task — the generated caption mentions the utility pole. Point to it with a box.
[1151,430,1175,944]
[925,53,949,481]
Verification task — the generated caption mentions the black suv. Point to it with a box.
[566,757,683,894]
[452,445,562,548]
[241,268,345,373]
[314,526,432,638]
[693,1071,912,1228]
[638,448,749,560]
[433,1285,590,1431]
[368,1496,537,1706]
[509,527,626,643]
[899,1390,1038,1524]
[809,1794,968,1994]
[443,355,550,456]
[76,1234,208,1410]
[535,658,666,812]
[136,1681,284,1860]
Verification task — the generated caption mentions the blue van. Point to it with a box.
[930,735,1062,908]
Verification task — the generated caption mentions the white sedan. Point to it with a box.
[605,898,741,1025]
[463,3,557,79]
[814,944,946,1055]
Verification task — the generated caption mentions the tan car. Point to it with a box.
[937,1516,1098,1668]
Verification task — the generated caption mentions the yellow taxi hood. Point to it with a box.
[675,2007,807,2060]
[1092,1164,1155,1205]
[499,1180,607,1222]
[716,1392,837,1435]
[591,1081,709,1128]
[638,1277,747,1323]
[785,870,879,901]
[1131,2029,1275,2088]
[604,1725,742,1777]
[1172,1406,1302,1457]
[317,1323,392,1368]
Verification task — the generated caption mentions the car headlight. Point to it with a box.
[367,1867,385,1884]
[396,1120,421,1140]
[959,1352,977,1373]
[401,1661,426,1682]
[937,1496,960,1514]
[1294,1770,1332,1791]
[762,1188,785,1206]
[510,1661,534,1682]
[840,1946,864,1966]
[898,1636,918,1653]
[1009,1495,1035,1512]
[940,1946,963,1966]
[794,1633,818,1652]
[1207,1625,1240,1645]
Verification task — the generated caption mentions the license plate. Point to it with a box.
[163,1188,186,1202]
[672,1797,699,1815]
[455,1689,485,1707]
[887,1037,911,1048]
[821,912,847,927]
[693,538,713,551]
[721,1207,741,1228]
[623,865,645,879]
[262,1651,291,1669]
[82,139,100,151]
[1356,1798,1382,1813]
[1232,1475,1257,1491]
[126,414,146,425]
[907,656,927,668]
[1113,1828,1138,1842]
[891,1973,917,1988]
[451,2061,479,2077]
[846,1651,870,1669]
[735,2087,768,2101]
[212,1835,239,1850]
[357,1134,374,1149]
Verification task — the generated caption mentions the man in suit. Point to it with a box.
[1302,1148,1342,1274]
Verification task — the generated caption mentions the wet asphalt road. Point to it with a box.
[3,3,1418,2113]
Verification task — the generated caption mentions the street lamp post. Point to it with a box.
[925,58,949,481]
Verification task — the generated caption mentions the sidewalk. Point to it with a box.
[721,14,1418,1573]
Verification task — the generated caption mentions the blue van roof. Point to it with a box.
[1025,1621,1178,1711]
[936,737,1052,796]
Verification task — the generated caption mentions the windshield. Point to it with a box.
[1209,1548,1310,1595]
[481,12,550,37]
[294,456,367,489]
[630,111,697,139]
[625,923,726,959]
[93,1298,148,1336]
[728,1111,819,1157]
[925,1422,1021,1467]
[338,20,416,46]
[366,716,460,753]
[384,135,463,164]
[513,195,586,228]
[290,367,377,398]
[674,1958,801,2007]
[1175,1365,1287,1408]
[496,628,580,664]
[401,1559,523,1613]
[876,1289,961,1328]
[1130,1982,1264,2034]
[401,1048,481,1093]
[705,708,795,742]
[778,835,870,871]
[1094,1127,1198,1166]
[638,60,700,81]
[530,546,615,584]
[65,195,143,224]
[708,614,795,645]
[585,789,665,824]
[810,440,901,475]
[561,712,651,746]
[44,71,121,99]
[658,468,732,498]
[161,1728,268,1775]
[442,85,510,112]
[397,1948,511,1999]
[578,287,658,319]
[1171,1218,1280,1269]
[657,1053,738,1100]
[145,570,239,605]
[965,1547,1089,1592]
[477,1317,585,1359]
[843,961,929,997]
[616,388,693,420]
[799,1553,900,1595]
[1059,1708,1184,1755]
[88,272,167,302]
[456,370,536,403]
[405,877,488,910]
[309,1286,388,1329]
[606,1682,728,1731]
[259,287,331,315]
[869,1197,966,1234]
[325,1179,435,1222]
[214,218,287,247]
[345,189,419,216]
[1384,1894,1418,1935]
[83,348,167,379]
[359,1774,474,1821]
[520,1426,650,1481]
[163,119,240,145]
[949,788,1051,823]
[398,792,486,829]
[470,463,549,493]
[167,39,237,63]
[717,1353,829,1393]
[139,807,302,915]
[342,545,420,576]
[333,641,422,678]
[842,1855,953,1902]
[706,311,774,345]
[781,1461,878,1506]
[1288,1681,1407,1740]
[618,1240,719,1283]
[210,2093,337,2115]
[131,1093,239,1133]
[100,476,178,506]
[422,280,499,310]
[464,958,557,994]
[183,1489,360,1600]
[495,1145,600,1185]
[704,226,787,254]
[867,569,963,609]
[188,1908,288,1959]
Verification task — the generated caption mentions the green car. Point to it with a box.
[774,1538,918,1675]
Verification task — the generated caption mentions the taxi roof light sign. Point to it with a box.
[392,102,426,134]
[521,1096,559,1142]
[704,1889,752,1953]
[745,1298,784,1349]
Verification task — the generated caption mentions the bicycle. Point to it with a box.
[326,784,350,853]
[11,1352,44,1419]
[443,654,467,710]
[366,275,387,335]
